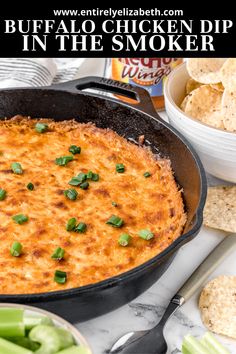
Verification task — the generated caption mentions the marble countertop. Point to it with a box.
[75,112,236,354]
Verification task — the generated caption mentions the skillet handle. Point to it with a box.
[51,76,159,118]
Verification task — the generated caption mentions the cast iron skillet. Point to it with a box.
[0,77,207,322]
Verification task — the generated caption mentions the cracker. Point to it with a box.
[186,78,202,94]
[203,186,236,232]
[220,58,236,93]
[187,58,226,84]
[199,275,236,339]
[184,85,224,129]
[210,82,225,92]
[222,89,236,132]
[180,95,191,111]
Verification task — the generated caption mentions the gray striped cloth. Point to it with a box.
[0,58,88,88]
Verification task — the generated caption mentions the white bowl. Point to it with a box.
[0,303,92,353]
[164,63,236,182]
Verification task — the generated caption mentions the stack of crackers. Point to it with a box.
[180,58,236,132]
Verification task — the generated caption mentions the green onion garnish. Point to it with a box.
[10,241,22,257]
[143,172,151,178]
[12,214,28,225]
[54,270,67,284]
[91,173,99,181]
[51,247,65,260]
[116,163,125,173]
[106,215,124,228]
[11,162,23,175]
[66,217,77,231]
[86,171,93,179]
[68,177,81,186]
[64,189,78,200]
[27,182,34,191]
[55,156,74,166]
[138,229,154,240]
[69,145,81,155]
[68,172,87,186]
[112,201,118,207]
[118,234,131,246]
[80,181,89,190]
[74,222,87,233]
[0,188,6,201]
[86,171,99,181]
[35,122,48,133]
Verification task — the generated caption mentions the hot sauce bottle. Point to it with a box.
[111,58,183,110]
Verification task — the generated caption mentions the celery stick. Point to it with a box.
[0,308,25,337]
[29,325,61,354]
[56,328,74,349]
[24,314,54,330]
[8,337,40,351]
[56,345,90,354]
[182,335,210,354]
[200,332,230,354]
[0,337,33,354]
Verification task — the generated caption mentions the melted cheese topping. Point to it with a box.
[0,116,186,294]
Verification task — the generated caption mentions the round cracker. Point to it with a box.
[199,275,236,339]
[222,89,236,132]
[180,95,191,111]
[186,78,202,94]
[210,82,225,92]
[220,58,236,93]
[187,58,226,84]
[184,85,224,129]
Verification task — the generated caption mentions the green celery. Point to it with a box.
[23,314,54,330]
[56,328,74,350]
[0,338,33,354]
[8,337,40,351]
[0,308,25,337]
[55,345,91,354]
[29,325,61,354]
[182,335,210,354]
[200,332,230,354]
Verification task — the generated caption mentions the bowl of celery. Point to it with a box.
[0,303,92,354]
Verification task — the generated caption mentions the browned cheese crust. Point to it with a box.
[0,116,186,294]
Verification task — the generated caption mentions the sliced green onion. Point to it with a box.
[0,308,25,337]
[0,188,7,201]
[143,171,151,178]
[86,171,99,181]
[86,171,93,179]
[54,270,67,284]
[68,177,81,186]
[11,162,23,175]
[26,182,34,191]
[0,338,32,354]
[55,156,74,166]
[106,215,124,228]
[118,234,131,246]
[79,181,89,190]
[66,217,77,231]
[111,201,118,207]
[51,247,65,260]
[77,172,87,182]
[12,214,28,225]
[69,145,81,155]
[74,222,87,233]
[64,189,78,201]
[10,241,23,257]
[91,173,99,181]
[35,122,48,133]
[68,172,87,186]
[138,229,154,240]
[116,163,125,173]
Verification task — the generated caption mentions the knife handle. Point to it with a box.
[172,234,236,304]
